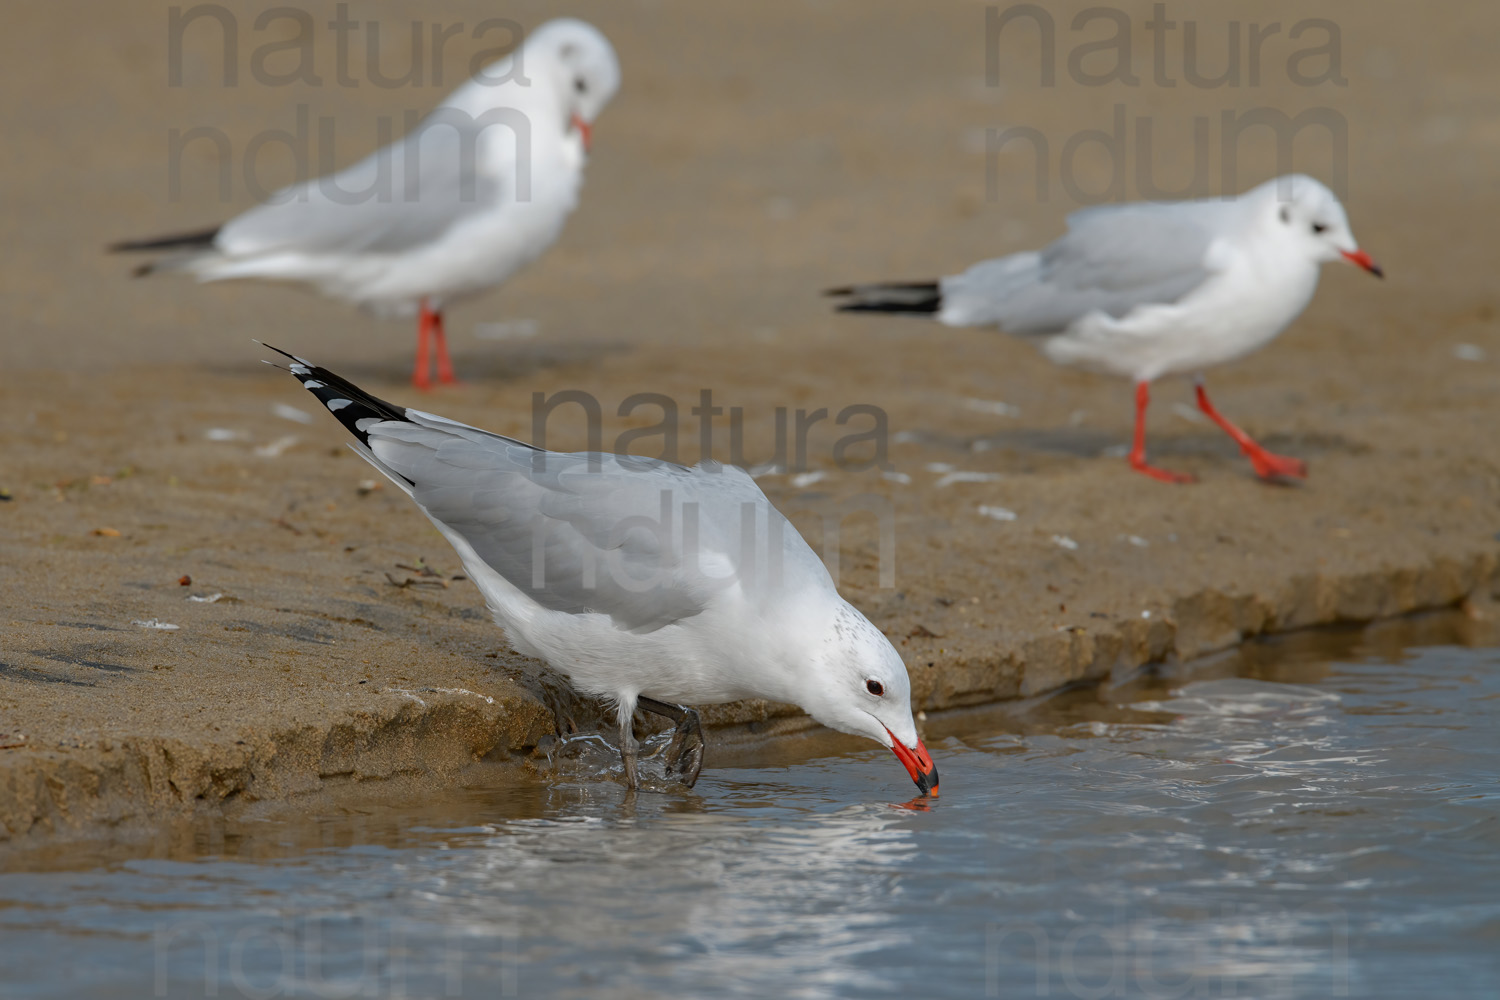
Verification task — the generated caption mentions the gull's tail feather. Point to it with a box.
[825,281,942,315]
[108,226,221,276]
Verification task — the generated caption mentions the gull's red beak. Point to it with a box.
[1340,249,1384,278]
[885,726,939,797]
[571,113,592,153]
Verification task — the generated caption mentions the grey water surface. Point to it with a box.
[2,617,1497,999]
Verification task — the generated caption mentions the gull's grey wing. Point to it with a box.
[217,109,508,257]
[941,201,1228,333]
[274,352,808,634]
[370,416,788,634]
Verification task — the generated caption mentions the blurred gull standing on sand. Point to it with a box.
[829,174,1383,483]
[113,19,620,389]
[263,345,939,797]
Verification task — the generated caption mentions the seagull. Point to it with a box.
[113,19,620,390]
[263,345,938,797]
[828,174,1383,483]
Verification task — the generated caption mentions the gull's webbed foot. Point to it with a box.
[639,696,705,789]
[663,708,705,787]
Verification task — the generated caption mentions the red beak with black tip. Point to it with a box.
[571,113,592,153]
[885,726,939,797]
[1341,249,1384,279]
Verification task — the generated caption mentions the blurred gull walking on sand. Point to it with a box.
[113,19,620,390]
[829,174,1383,483]
[263,345,939,797]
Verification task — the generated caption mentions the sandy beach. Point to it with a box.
[3,0,1499,852]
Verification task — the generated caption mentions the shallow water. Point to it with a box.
[3,618,1498,999]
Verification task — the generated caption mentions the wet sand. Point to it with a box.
[3,0,1499,851]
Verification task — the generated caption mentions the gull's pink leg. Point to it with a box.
[412,300,436,390]
[431,307,459,385]
[1194,382,1307,481]
[1128,381,1195,484]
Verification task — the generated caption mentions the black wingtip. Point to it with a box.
[836,301,942,314]
[826,281,942,315]
[262,347,409,451]
[108,225,221,255]
[257,342,311,366]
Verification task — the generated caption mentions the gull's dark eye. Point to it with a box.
[1279,207,1291,224]
[866,679,884,697]
[574,77,588,95]
[1311,222,1328,235]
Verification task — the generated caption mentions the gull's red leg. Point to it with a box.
[1194,382,1306,481]
[431,307,459,385]
[1128,381,1195,484]
[412,300,436,390]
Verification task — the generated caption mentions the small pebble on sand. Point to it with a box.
[271,403,315,425]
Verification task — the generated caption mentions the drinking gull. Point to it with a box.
[263,345,939,796]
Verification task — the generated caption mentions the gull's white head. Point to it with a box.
[1256,174,1383,278]
[523,19,621,152]
[794,602,938,796]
